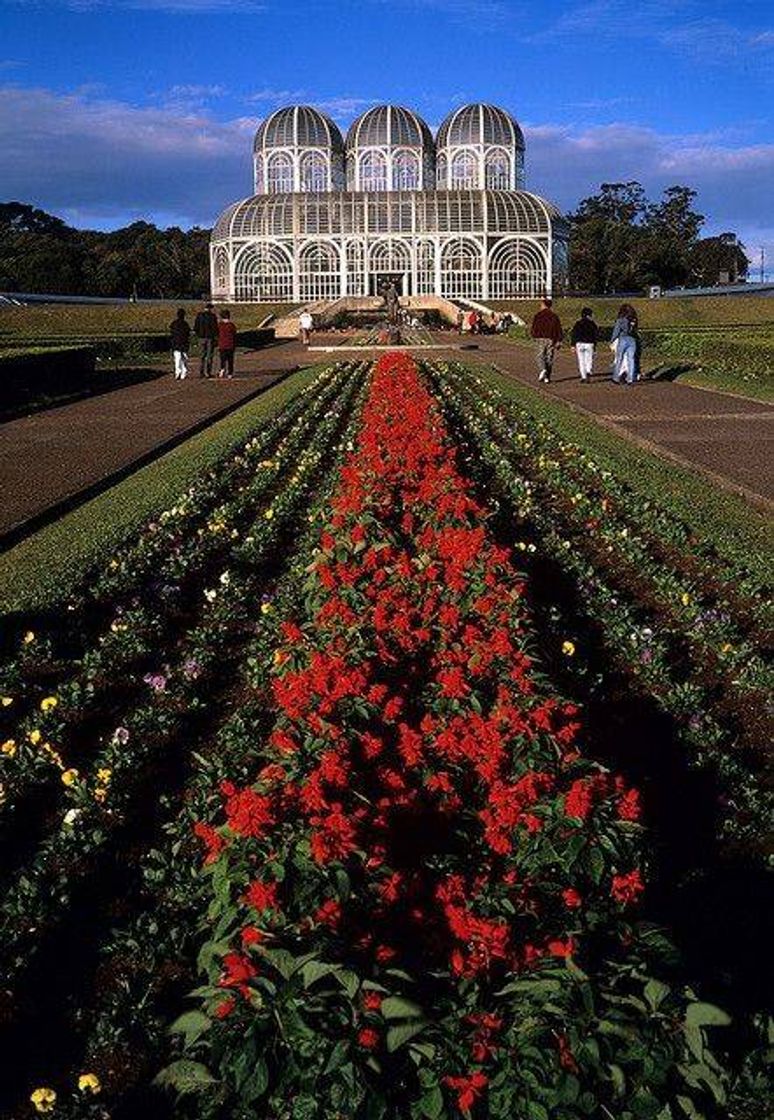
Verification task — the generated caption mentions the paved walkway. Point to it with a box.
[0,342,306,542]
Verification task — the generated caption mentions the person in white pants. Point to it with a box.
[570,306,598,382]
[169,308,191,380]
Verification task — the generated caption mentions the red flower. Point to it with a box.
[362,992,383,1013]
[556,1033,579,1073]
[611,869,645,906]
[192,821,224,865]
[223,786,275,839]
[358,1027,380,1050]
[617,788,642,822]
[213,996,236,1019]
[314,899,342,928]
[244,879,279,913]
[562,888,582,909]
[444,1071,488,1113]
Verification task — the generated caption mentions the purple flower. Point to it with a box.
[113,727,130,744]
[688,714,703,733]
[640,648,653,664]
[182,658,201,680]
[143,673,168,693]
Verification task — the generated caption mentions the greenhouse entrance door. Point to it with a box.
[371,273,408,298]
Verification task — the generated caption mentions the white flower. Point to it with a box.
[204,589,217,602]
[219,571,231,587]
[63,808,82,827]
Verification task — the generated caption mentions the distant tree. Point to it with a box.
[689,233,749,286]
[569,182,714,292]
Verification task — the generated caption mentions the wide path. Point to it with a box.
[0,342,307,542]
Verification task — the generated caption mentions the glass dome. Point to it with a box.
[436,103,525,190]
[345,104,435,192]
[253,105,345,194]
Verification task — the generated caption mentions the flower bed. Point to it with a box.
[175,354,728,1120]
[422,361,773,855]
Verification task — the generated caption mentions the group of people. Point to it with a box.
[169,303,238,380]
[530,298,641,385]
[457,308,513,335]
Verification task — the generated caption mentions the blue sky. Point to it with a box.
[1,0,772,268]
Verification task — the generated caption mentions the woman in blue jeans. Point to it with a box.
[611,305,638,384]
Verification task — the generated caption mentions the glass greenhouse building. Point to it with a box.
[210,102,569,303]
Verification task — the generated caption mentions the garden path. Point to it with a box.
[0,341,305,543]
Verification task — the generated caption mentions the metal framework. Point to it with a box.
[214,102,567,302]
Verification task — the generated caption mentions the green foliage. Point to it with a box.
[567,181,747,293]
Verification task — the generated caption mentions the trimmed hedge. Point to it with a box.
[0,346,96,409]
[0,327,275,364]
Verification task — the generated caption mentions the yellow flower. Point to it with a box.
[720,642,733,654]
[260,602,272,615]
[264,508,275,521]
[1,739,16,758]
[1,696,13,707]
[94,787,108,803]
[23,630,35,645]
[77,1073,101,1094]
[29,729,42,746]
[562,640,576,657]
[681,592,691,606]
[96,768,112,784]
[40,696,58,713]
[30,1087,57,1113]
[61,768,79,787]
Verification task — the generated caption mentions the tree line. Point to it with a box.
[0,203,210,298]
[0,186,750,299]
[567,181,749,292]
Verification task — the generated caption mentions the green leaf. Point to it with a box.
[677,1095,705,1120]
[419,1086,444,1118]
[387,1020,429,1052]
[527,1103,549,1120]
[381,996,424,1020]
[644,979,670,1011]
[685,1003,731,1028]
[153,1059,216,1096]
[168,1010,212,1045]
[301,959,337,988]
[240,1057,269,1104]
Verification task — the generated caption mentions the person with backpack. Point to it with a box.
[169,308,191,380]
[194,301,219,379]
[611,305,638,384]
[570,306,599,382]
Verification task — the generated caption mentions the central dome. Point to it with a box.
[345,104,435,191]
[436,103,525,190]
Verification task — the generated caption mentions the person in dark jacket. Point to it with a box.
[194,301,219,379]
[530,297,563,383]
[217,310,237,379]
[169,309,191,380]
[570,306,599,382]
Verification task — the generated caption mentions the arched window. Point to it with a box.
[253,154,264,194]
[393,150,420,190]
[485,149,510,189]
[300,151,328,193]
[440,237,483,299]
[233,243,293,301]
[266,152,294,194]
[213,246,230,298]
[345,240,366,296]
[450,150,478,189]
[436,153,447,189]
[299,241,341,300]
[488,238,547,299]
[360,150,388,192]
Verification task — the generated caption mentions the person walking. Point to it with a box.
[570,306,598,382]
[530,297,563,383]
[169,308,191,380]
[217,309,237,379]
[611,305,638,384]
[194,301,219,379]
[298,309,313,345]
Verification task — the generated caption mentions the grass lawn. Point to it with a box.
[485,365,774,584]
[0,365,316,616]
[0,300,297,345]
[491,295,774,329]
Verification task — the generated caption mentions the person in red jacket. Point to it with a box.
[217,309,237,379]
[530,297,564,384]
